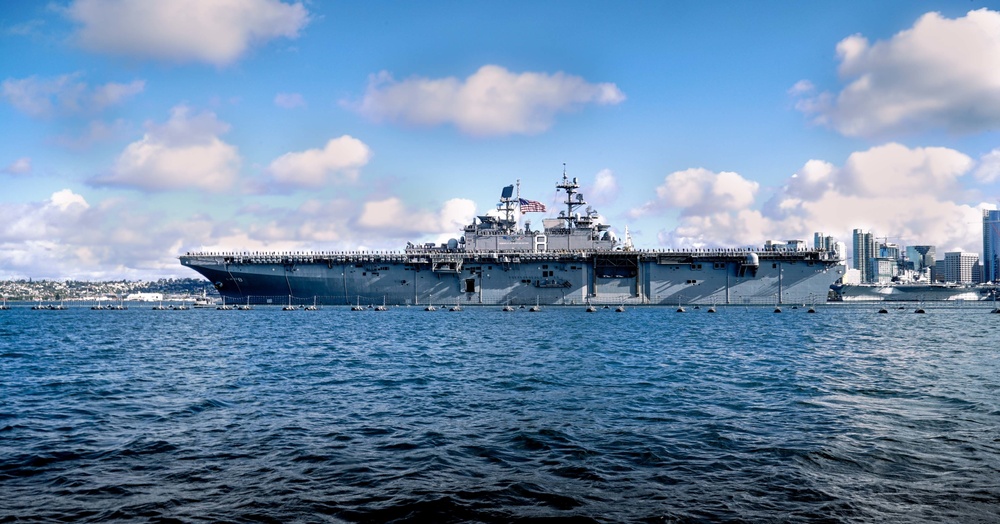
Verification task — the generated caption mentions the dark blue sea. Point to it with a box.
[2,304,999,523]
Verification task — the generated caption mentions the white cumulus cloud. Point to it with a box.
[65,0,309,66]
[353,65,625,136]
[631,168,759,218]
[268,135,372,188]
[793,9,1000,137]
[1,73,144,117]
[93,105,241,192]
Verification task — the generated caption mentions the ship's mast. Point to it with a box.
[556,164,586,229]
[497,183,517,233]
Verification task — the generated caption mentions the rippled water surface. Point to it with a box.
[2,304,1000,522]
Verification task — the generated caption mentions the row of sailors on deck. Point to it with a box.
[187,246,825,257]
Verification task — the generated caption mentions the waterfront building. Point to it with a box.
[814,234,845,263]
[852,229,876,283]
[944,252,980,284]
[984,210,1000,283]
[126,292,164,302]
[833,241,847,264]
[879,243,900,263]
[906,245,935,272]
[814,232,832,251]
[814,232,826,250]
[841,268,862,285]
[933,260,945,282]
[872,258,896,283]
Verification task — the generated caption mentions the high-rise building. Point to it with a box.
[833,241,847,263]
[814,232,835,252]
[983,210,1000,283]
[933,260,945,282]
[879,243,900,262]
[813,233,845,263]
[906,245,935,271]
[872,258,896,283]
[944,252,979,284]
[852,229,876,283]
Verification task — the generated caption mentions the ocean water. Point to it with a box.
[2,304,999,523]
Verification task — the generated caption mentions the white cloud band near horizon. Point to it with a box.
[642,143,996,257]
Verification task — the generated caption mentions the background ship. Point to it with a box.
[831,282,996,301]
[180,172,845,306]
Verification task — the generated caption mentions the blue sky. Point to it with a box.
[2,0,999,279]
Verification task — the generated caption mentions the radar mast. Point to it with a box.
[556,164,587,229]
[497,184,517,233]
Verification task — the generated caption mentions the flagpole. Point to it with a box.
[516,179,521,227]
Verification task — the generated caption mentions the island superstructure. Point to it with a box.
[180,171,845,306]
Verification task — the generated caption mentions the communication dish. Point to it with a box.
[501,185,514,199]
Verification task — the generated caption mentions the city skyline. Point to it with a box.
[2,1,1000,280]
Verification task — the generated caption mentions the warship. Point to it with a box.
[830,282,996,301]
[180,171,845,306]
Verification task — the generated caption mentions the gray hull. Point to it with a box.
[833,283,994,301]
[181,251,844,306]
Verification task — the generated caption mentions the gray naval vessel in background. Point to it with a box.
[180,171,845,306]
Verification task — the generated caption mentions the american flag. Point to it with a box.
[519,198,546,213]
